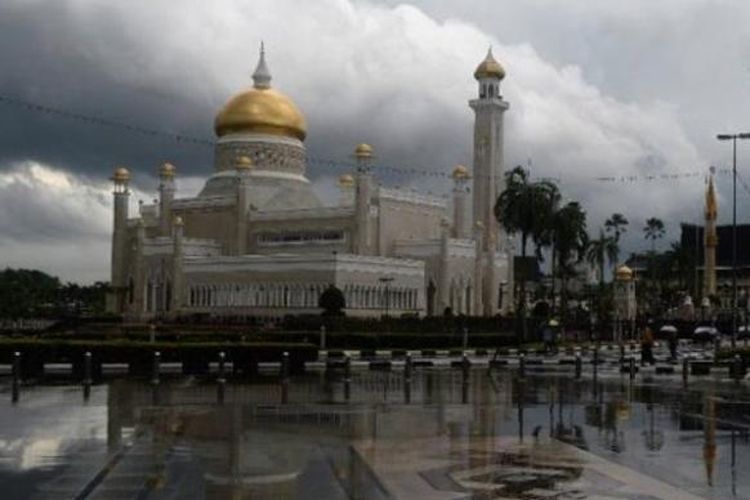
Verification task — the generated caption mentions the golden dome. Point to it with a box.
[474,48,505,81]
[354,143,374,159]
[159,162,176,178]
[112,166,130,183]
[452,164,470,180]
[214,45,307,141]
[615,264,633,281]
[173,216,184,226]
[338,173,354,187]
[215,87,306,140]
[235,155,254,170]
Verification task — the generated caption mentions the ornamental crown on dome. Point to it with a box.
[474,47,505,81]
[214,44,307,141]
[112,166,130,183]
[354,143,374,159]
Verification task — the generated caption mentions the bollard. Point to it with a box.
[83,351,92,401]
[404,353,413,382]
[11,351,20,403]
[734,355,743,382]
[462,327,469,350]
[519,353,526,379]
[280,352,290,380]
[462,353,470,384]
[320,325,326,351]
[629,356,636,380]
[619,344,625,364]
[683,357,689,385]
[344,355,352,401]
[575,353,582,379]
[149,324,156,344]
[151,351,161,386]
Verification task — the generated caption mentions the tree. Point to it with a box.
[552,202,588,317]
[585,229,618,324]
[643,218,666,306]
[318,284,346,317]
[643,218,666,253]
[495,166,558,337]
[605,213,629,264]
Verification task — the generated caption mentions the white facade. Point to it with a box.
[107,49,514,321]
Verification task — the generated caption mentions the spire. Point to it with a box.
[252,42,272,89]
[705,167,717,220]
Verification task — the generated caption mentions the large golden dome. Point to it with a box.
[214,46,307,141]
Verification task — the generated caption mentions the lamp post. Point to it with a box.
[716,132,750,349]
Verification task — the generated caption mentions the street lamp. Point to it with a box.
[716,132,750,349]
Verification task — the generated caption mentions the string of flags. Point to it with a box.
[0,91,741,189]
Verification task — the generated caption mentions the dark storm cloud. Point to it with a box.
[0,0,731,281]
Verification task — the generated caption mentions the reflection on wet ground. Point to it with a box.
[0,370,748,499]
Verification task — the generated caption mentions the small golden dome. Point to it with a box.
[235,156,254,170]
[215,87,307,140]
[174,216,184,226]
[338,173,354,187]
[452,164,470,180]
[159,162,176,178]
[615,264,633,281]
[354,143,374,159]
[112,166,130,183]
[474,48,505,81]
[474,220,484,230]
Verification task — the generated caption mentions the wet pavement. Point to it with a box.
[0,368,748,499]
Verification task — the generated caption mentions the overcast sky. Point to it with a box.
[1,0,749,283]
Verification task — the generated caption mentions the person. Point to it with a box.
[641,322,655,365]
[668,329,678,361]
[542,322,554,354]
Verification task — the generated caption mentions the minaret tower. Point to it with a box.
[452,165,470,239]
[109,166,131,313]
[704,168,718,297]
[470,48,509,315]
[158,162,176,236]
[470,48,508,250]
[353,143,374,255]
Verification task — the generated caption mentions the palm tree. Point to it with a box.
[605,213,628,264]
[643,218,666,253]
[495,166,558,337]
[552,202,588,317]
[586,229,618,291]
[643,218,666,304]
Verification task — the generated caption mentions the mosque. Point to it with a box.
[106,47,514,321]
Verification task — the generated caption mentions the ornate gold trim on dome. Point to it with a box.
[159,162,176,178]
[474,47,505,81]
[354,143,374,159]
[452,164,470,180]
[615,264,633,281]
[112,166,130,182]
[214,45,307,141]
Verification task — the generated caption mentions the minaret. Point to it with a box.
[470,48,508,250]
[452,165,470,239]
[353,143,374,255]
[338,174,355,206]
[171,216,185,315]
[704,169,718,298]
[109,166,131,313]
[235,155,253,255]
[470,48,508,316]
[158,162,176,236]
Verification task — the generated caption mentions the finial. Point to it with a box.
[252,42,272,89]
